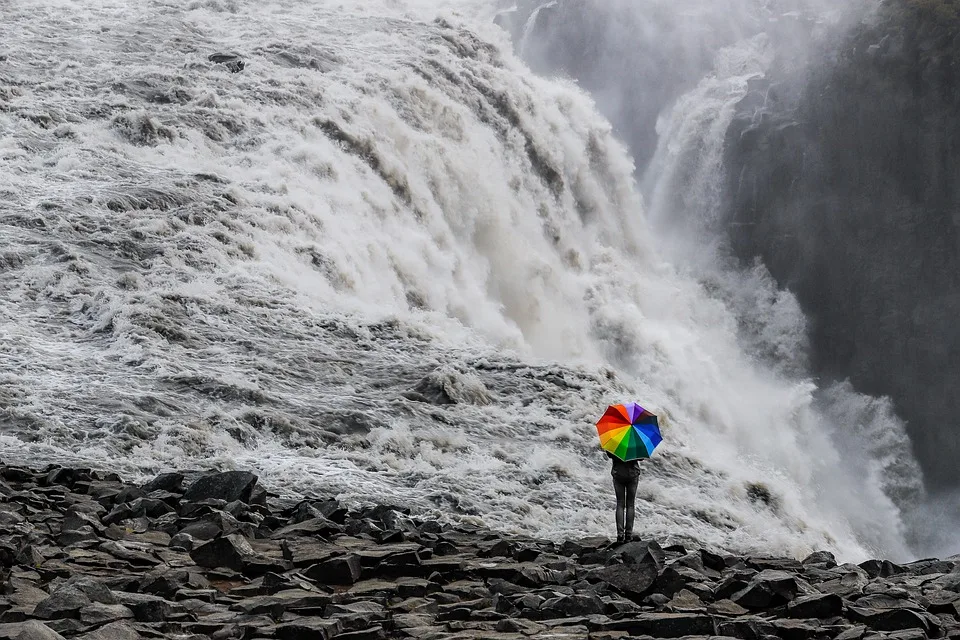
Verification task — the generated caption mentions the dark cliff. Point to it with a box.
[723,0,960,488]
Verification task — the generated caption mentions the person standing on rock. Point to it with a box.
[595,403,662,544]
[608,451,642,543]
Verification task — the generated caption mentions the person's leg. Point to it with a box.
[624,476,639,540]
[613,476,627,541]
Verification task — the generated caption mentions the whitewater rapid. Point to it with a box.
[0,0,922,561]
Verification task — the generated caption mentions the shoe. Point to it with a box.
[616,534,625,544]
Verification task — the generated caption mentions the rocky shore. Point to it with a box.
[0,465,957,640]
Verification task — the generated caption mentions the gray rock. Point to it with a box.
[112,592,175,622]
[184,471,257,503]
[73,621,140,640]
[770,618,822,640]
[611,540,665,569]
[847,607,935,634]
[595,563,658,600]
[589,612,716,637]
[271,516,343,539]
[141,472,184,493]
[834,625,867,640]
[169,532,195,551]
[230,589,331,615]
[786,593,843,618]
[63,577,117,605]
[33,587,89,620]
[208,53,245,74]
[57,526,99,547]
[274,618,343,640]
[540,593,605,617]
[78,603,134,625]
[859,559,904,578]
[732,570,800,608]
[99,540,158,566]
[9,585,51,610]
[304,554,362,585]
[190,533,282,575]
[801,551,837,568]
[11,621,65,640]
[61,509,104,533]
[715,616,777,639]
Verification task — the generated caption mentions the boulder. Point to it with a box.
[304,555,362,585]
[111,592,175,622]
[847,607,937,634]
[595,563,658,600]
[208,53,245,73]
[72,621,140,640]
[731,570,800,608]
[274,618,343,640]
[190,534,283,575]
[612,540,665,569]
[589,612,716,637]
[786,593,843,618]
[770,618,822,640]
[9,622,65,640]
[78,604,133,625]
[141,472,184,493]
[802,551,837,568]
[183,471,257,504]
[859,559,904,578]
[539,593,604,617]
[33,588,89,620]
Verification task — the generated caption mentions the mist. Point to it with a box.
[496,0,960,559]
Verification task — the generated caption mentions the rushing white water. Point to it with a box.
[0,0,921,561]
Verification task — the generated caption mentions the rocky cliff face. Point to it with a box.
[722,1,960,488]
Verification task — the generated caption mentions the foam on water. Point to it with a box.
[0,0,921,560]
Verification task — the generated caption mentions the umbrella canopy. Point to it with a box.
[596,403,662,461]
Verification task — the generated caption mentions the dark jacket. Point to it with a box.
[607,452,641,479]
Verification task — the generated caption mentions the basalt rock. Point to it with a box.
[2,463,959,640]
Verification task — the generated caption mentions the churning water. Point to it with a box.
[0,0,924,561]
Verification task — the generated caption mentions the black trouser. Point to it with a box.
[613,474,639,538]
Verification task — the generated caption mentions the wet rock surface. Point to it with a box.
[0,464,959,639]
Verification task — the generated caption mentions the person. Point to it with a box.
[607,451,641,543]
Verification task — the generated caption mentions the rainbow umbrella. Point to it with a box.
[596,403,662,461]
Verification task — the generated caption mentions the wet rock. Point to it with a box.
[190,533,283,575]
[541,593,604,617]
[274,617,342,640]
[271,516,342,539]
[770,618,822,640]
[847,607,939,635]
[141,472,184,494]
[732,569,801,608]
[32,588,89,620]
[78,603,133,625]
[786,592,843,618]
[612,540,665,569]
[592,563,658,602]
[231,589,331,616]
[802,551,838,568]
[111,592,175,622]
[209,53,245,73]
[7,621,65,640]
[590,612,716,637]
[834,625,868,640]
[860,559,905,579]
[304,555,362,585]
[73,621,140,640]
[183,471,258,504]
